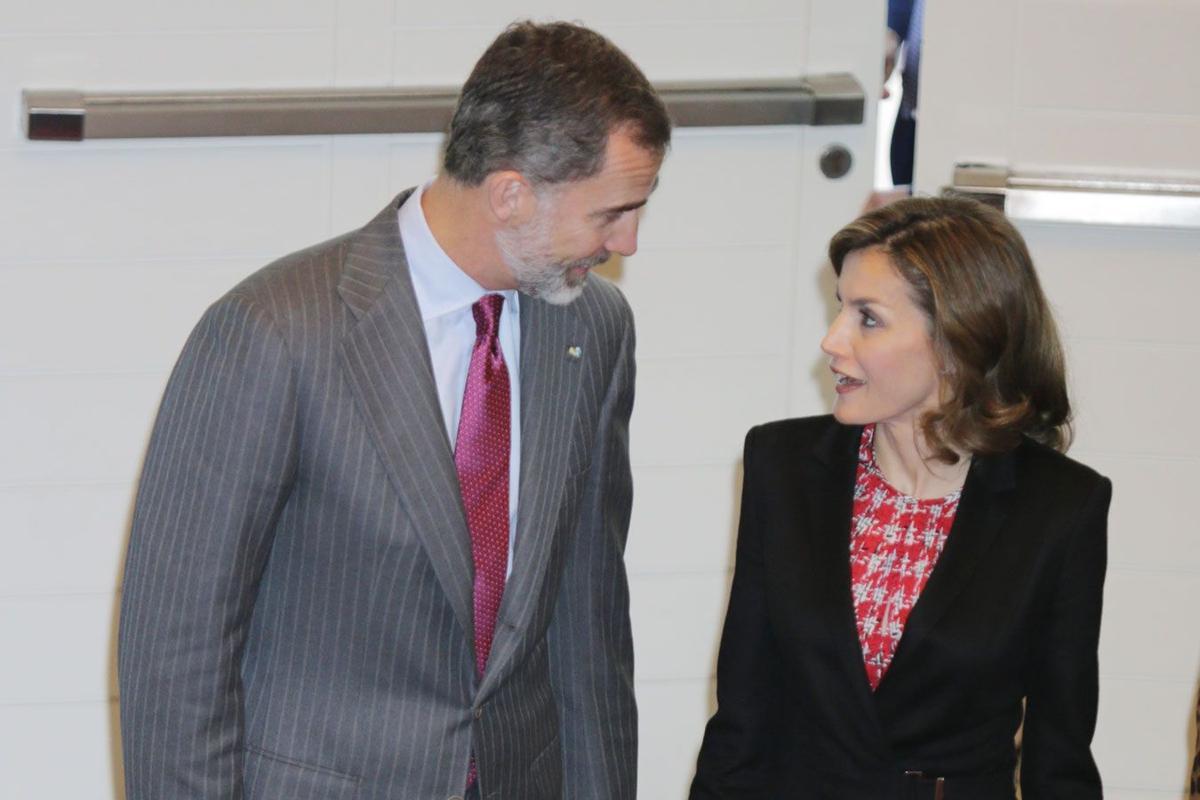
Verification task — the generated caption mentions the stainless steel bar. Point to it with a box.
[22,73,863,142]
[946,162,1200,230]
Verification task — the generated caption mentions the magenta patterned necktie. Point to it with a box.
[455,293,511,679]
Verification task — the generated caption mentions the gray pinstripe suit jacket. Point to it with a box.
[118,191,638,800]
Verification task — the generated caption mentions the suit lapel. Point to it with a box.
[480,296,585,694]
[338,193,475,643]
[877,448,1017,693]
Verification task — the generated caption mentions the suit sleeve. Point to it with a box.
[690,426,785,799]
[1020,475,1111,799]
[546,297,638,800]
[118,292,298,799]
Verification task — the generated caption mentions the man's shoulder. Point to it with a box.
[226,229,358,311]
[222,193,407,318]
[572,273,634,331]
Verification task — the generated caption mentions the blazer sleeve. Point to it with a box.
[546,297,638,800]
[118,293,298,800]
[1020,474,1111,799]
[690,425,786,799]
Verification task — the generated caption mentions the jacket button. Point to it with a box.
[447,796,464,800]
[473,706,483,719]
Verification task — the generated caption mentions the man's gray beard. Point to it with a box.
[497,215,606,307]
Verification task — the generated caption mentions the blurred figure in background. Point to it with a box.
[887,0,923,188]
[1191,706,1199,795]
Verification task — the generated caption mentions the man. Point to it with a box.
[118,21,670,800]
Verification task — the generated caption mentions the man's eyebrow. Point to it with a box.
[591,177,660,217]
[594,199,648,217]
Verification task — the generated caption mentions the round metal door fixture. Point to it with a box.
[820,144,853,179]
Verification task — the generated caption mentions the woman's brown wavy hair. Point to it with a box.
[828,196,1071,463]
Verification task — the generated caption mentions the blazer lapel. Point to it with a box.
[800,423,891,731]
[480,296,585,694]
[878,448,1018,690]
[338,193,475,643]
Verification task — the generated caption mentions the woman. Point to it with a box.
[690,197,1110,799]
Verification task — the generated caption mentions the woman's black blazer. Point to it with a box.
[690,415,1111,800]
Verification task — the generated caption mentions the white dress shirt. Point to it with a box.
[398,182,521,575]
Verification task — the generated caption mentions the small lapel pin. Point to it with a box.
[566,345,583,360]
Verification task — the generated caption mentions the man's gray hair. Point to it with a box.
[443,21,671,187]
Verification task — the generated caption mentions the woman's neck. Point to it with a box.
[872,420,970,499]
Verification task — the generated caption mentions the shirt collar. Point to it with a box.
[398,180,518,321]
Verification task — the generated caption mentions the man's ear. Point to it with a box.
[485,171,536,226]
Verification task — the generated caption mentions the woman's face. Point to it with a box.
[820,247,943,432]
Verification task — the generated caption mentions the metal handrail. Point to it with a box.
[23,73,864,142]
[946,163,1200,230]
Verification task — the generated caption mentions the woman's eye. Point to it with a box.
[859,309,878,328]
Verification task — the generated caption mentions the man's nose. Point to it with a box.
[605,213,639,257]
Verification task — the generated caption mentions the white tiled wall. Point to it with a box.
[919,2,1200,795]
[0,1,881,798]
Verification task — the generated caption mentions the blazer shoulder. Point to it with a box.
[743,414,857,475]
[1014,437,1111,499]
[748,414,841,450]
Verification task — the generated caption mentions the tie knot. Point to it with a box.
[472,294,504,340]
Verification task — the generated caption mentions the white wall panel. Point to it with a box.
[3,0,334,35]
[0,484,132,595]
[1009,108,1200,175]
[1081,453,1200,572]
[1094,677,1195,792]
[625,464,739,575]
[393,21,811,84]
[383,136,449,195]
[328,137,416,231]
[0,374,164,484]
[1100,569,1200,682]
[0,260,258,373]
[622,246,794,359]
[630,356,789,467]
[636,128,802,249]
[0,143,332,262]
[635,679,713,799]
[1067,339,1200,458]
[1015,1,1200,118]
[396,0,804,28]
[1027,225,1200,346]
[0,594,115,704]
[585,20,811,82]
[0,702,121,800]
[332,0,393,85]
[631,573,731,682]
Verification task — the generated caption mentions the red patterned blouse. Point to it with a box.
[850,424,962,690]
